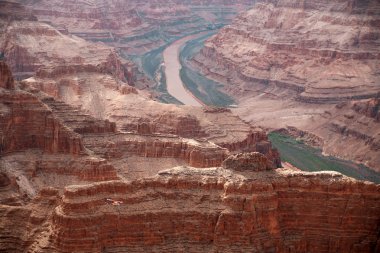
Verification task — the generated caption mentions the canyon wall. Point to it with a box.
[0,62,84,155]
[0,57,279,170]
[195,0,380,102]
[1,19,131,82]
[50,168,380,253]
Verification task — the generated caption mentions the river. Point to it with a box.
[162,33,208,107]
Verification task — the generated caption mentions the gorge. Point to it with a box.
[0,0,379,252]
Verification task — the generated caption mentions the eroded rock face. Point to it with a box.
[48,169,380,253]
[195,0,380,102]
[1,20,131,82]
[0,65,378,253]
[222,152,274,171]
[353,98,380,122]
[82,132,229,168]
[0,65,84,155]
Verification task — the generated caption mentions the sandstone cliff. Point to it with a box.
[49,168,380,252]
[0,62,84,155]
[1,19,131,82]
[195,0,380,102]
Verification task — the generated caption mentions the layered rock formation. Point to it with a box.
[1,18,133,82]
[191,0,380,171]
[1,57,378,252]
[9,0,256,102]
[0,1,285,171]
[1,1,379,252]
[0,62,118,189]
[0,63,84,155]
[195,0,380,102]
[0,1,281,170]
[0,61,281,252]
[0,58,278,172]
[25,0,254,53]
[222,152,274,171]
[51,168,380,253]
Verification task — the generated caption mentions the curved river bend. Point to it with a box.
[162,33,207,107]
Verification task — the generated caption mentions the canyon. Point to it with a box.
[191,0,380,172]
[0,0,379,252]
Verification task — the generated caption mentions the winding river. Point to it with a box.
[162,33,207,107]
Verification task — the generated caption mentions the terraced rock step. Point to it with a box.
[194,0,380,102]
[82,132,229,168]
[50,168,380,253]
[40,97,116,134]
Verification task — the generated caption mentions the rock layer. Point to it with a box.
[195,0,380,102]
[0,63,84,155]
[49,168,380,253]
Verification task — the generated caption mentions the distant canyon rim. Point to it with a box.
[0,0,379,252]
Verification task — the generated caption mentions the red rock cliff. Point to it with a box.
[194,0,380,102]
[0,62,84,155]
[50,167,380,253]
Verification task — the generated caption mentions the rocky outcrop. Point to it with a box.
[0,64,84,155]
[0,188,59,252]
[82,132,229,168]
[0,92,83,155]
[353,98,380,122]
[0,63,276,171]
[222,152,274,171]
[0,16,137,84]
[48,168,380,253]
[122,113,206,138]
[217,130,281,167]
[316,100,380,171]
[39,96,117,135]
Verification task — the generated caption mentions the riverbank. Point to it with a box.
[269,132,380,183]
[179,32,235,107]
